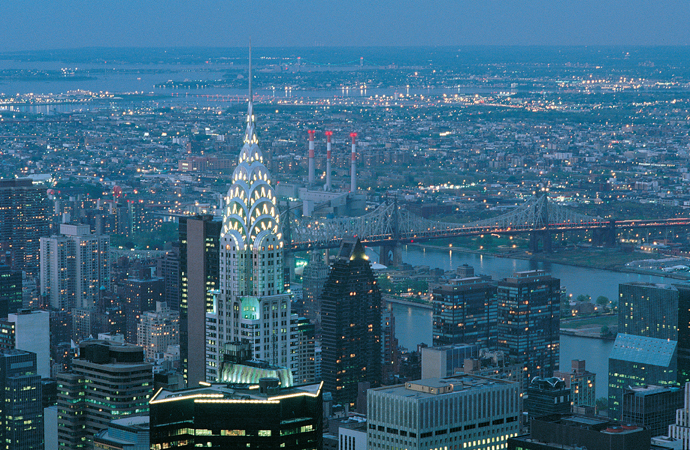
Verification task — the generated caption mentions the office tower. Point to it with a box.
[93,416,149,450]
[149,380,323,449]
[205,81,295,383]
[421,343,479,379]
[57,340,153,450]
[618,282,690,380]
[137,301,179,361]
[295,317,316,384]
[508,414,650,450]
[621,384,683,438]
[367,375,520,450]
[5,310,50,378]
[179,214,221,386]
[40,224,110,312]
[432,276,497,348]
[608,334,678,418]
[157,244,180,310]
[302,250,329,322]
[0,265,22,318]
[321,237,382,407]
[524,377,571,421]
[0,179,50,276]
[497,270,560,387]
[122,275,164,344]
[607,282,690,419]
[554,359,596,411]
[0,349,44,450]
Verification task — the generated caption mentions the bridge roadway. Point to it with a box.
[287,217,690,252]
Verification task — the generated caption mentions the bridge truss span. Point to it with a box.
[287,194,605,251]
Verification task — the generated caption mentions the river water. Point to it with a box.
[389,245,678,399]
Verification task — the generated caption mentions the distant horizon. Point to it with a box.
[1,1,689,51]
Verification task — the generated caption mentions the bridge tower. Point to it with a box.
[528,192,552,253]
[380,198,402,267]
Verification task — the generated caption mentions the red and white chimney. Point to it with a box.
[325,131,333,191]
[350,132,357,192]
[308,130,316,187]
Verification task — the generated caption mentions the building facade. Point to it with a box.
[0,265,22,318]
[56,340,153,449]
[179,214,221,386]
[367,375,520,450]
[321,238,382,407]
[554,359,596,410]
[432,277,497,348]
[122,276,164,344]
[0,349,43,450]
[149,381,323,450]
[0,179,50,276]
[137,301,179,361]
[497,270,560,388]
[524,377,571,421]
[621,384,683,438]
[40,224,110,312]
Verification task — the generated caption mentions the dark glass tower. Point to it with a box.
[432,277,497,348]
[497,270,560,389]
[179,215,221,386]
[0,179,50,277]
[0,264,23,318]
[321,238,382,407]
[0,349,43,450]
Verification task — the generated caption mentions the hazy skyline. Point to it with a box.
[2,1,690,52]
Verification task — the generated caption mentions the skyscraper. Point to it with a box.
[39,224,110,312]
[122,275,164,344]
[0,179,50,277]
[497,270,560,388]
[179,214,221,386]
[137,301,179,361]
[57,340,152,449]
[205,58,295,382]
[321,237,382,407]
[302,250,329,323]
[0,349,43,450]
[607,282,690,418]
[432,276,497,348]
[0,264,22,318]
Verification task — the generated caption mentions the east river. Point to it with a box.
[389,245,677,399]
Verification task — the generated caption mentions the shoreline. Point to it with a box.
[408,242,690,280]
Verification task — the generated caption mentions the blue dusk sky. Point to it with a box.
[1,1,689,50]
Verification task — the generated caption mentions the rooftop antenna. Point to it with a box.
[244,39,257,144]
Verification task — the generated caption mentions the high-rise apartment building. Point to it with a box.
[137,301,179,361]
[157,244,180,310]
[0,179,50,276]
[321,237,382,407]
[205,85,295,382]
[40,224,110,312]
[57,340,153,450]
[497,270,560,387]
[432,276,497,348]
[179,214,221,386]
[0,349,43,450]
[367,375,520,450]
[0,264,22,318]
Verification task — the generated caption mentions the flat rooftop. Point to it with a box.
[151,381,322,404]
[371,375,515,399]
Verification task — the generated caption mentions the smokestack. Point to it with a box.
[350,132,357,192]
[325,131,333,191]
[308,130,316,187]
